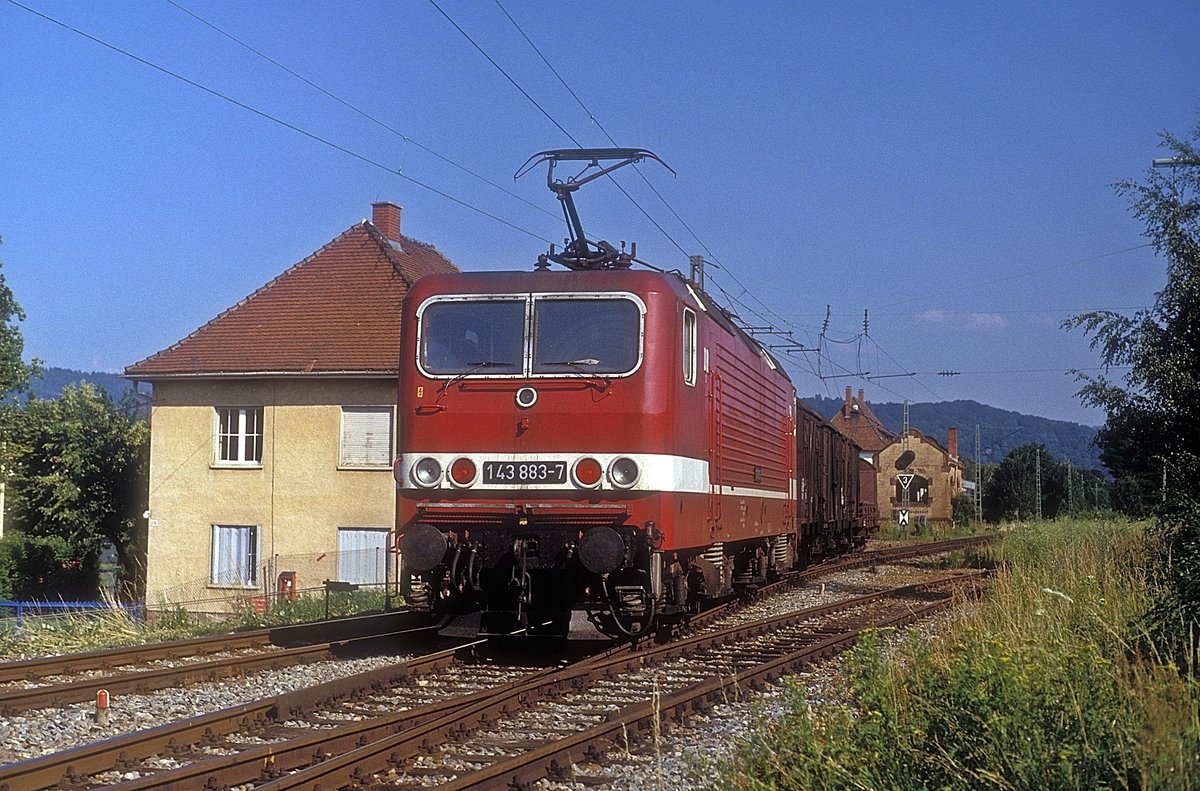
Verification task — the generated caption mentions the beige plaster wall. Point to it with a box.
[876,431,963,524]
[144,377,397,608]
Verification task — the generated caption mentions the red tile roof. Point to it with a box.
[125,220,458,377]
[829,389,896,453]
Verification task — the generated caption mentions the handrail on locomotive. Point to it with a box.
[515,147,674,271]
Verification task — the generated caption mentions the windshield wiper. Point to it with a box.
[438,361,518,396]
[544,358,600,370]
[541,358,610,388]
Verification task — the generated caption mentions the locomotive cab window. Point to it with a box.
[420,300,524,375]
[532,297,641,375]
[682,308,697,386]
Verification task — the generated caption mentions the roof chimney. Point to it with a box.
[844,386,853,417]
[371,202,402,240]
[948,427,958,458]
[858,389,865,404]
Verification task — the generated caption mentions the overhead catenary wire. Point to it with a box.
[866,243,1154,313]
[15,0,1127,413]
[6,0,554,245]
[443,0,937,401]
[493,0,718,263]
[432,0,693,260]
[426,0,583,148]
[164,0,564,226]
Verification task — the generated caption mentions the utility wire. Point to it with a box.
[164,0,562,225]
[433,0,692,259]
[867,243,1154,312]
[907,366,1132,376]
[493,0,825,357]
[427,0,582,147]
[850,305,1151,318]
[866,335,941,400]
[6,0,553,244]
[489,0,886,387]
[494,0,714,262]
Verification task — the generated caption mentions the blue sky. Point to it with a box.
[1,0,1196,424]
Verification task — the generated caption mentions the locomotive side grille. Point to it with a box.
[418,510,511,526]
[416,502,628,528]
[712,341,793,491]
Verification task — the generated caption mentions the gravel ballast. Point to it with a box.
[0,558,970,785]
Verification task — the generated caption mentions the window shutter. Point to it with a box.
[337,528,389,584]
[341,407,393,468]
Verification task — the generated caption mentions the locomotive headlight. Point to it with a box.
[412,457,443,487]
[449,457,476,487]
[573,457,603,488]
[608,457,640,488]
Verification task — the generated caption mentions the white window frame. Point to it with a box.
[339,406,395,470]
[209,524,260,588]
[214,406,264,467]
[414,291,647,380]
[683,308,697,386]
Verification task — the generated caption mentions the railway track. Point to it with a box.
[250,571,987,790]
[0,611,426,714]
[0,535,994,789]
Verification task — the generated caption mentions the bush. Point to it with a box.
[221,588,390,630]
[0,532,98,600]
[1144,495,1200,671]
[952,492,975,528]
[717,519,1200,790]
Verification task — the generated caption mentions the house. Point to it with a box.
[829,387,964,528]
[124,203,458,610]
[829,387,896,461]
[876,426,964,528]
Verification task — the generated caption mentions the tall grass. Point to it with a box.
[717,518,1200,790]
[0,588,392,657]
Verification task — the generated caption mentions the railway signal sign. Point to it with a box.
[898,509,910,526]
[897,473,915,491]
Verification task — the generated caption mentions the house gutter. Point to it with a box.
[118,370,397,381]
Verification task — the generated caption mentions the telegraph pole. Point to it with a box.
[1066,457,1073,515]
[1035,449,1043,521]
[902,401,910,536]
[974,425,983,524]
[689,255,705,290]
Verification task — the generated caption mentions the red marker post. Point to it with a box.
[95,689,110,726]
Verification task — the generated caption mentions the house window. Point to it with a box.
[210,524,259,587]
[216,407,263,465]
[683,308,697,386]
[340,407,394,469]
[337,527,390,584]
[894,474,930,504]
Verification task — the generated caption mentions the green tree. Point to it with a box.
[981,443,1066,523]
[0,242,41,398]
[1065,119,1200,662]
[1,384,148,599]
[1064,122,1200,509]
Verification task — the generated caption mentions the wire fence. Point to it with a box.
[147,546,396,615]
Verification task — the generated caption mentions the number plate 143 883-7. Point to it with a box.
[482,461,568,485]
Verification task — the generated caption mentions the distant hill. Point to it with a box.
[27,366,135,403]
[802,394,1103,472]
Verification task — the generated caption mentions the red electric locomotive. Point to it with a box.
[392,150,877,638]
